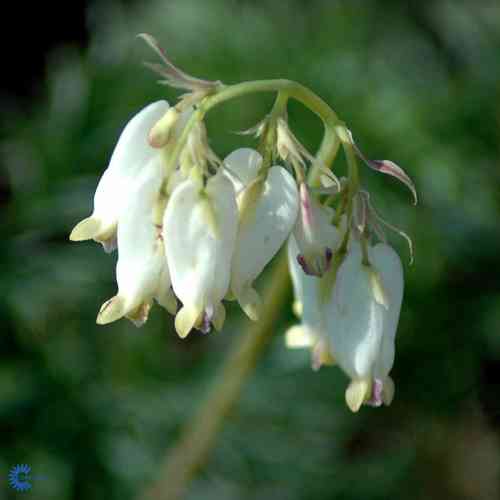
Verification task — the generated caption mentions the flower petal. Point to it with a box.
[164,172,238,337]
[223,148,262,194]
[371,243,404,381]
[230,166,299,320]
[70,100,169,247]
[325,244,385,380]
[96,155,165,326]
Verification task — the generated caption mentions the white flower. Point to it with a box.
[292,182,338,277]
[96,154,177,327]
[285,236,336,370]
[325,242,404,412]
[224,148,299,321]
[164,170,238,338]
[69,100,169,251]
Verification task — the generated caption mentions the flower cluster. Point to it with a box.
[70,100,299,337]
[70,35,416,412]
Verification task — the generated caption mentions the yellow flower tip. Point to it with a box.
[235,286,261,321]
[292,299,303,318]
[312,341,336,370]
[369,269,390,309]
[174,305,200,339]
[126,302,152,328]
[212,303,226,332]
[345,379,371,413]
[96,296,126,325]
[69,217,101,242]
[382,376,395,406]
[285,325,313,349]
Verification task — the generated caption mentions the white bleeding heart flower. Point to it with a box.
[224,148,299,321]
[325,242,403,412]
[285,236,335,370]
[69,100,169,251]
[164,170,238,338]
[292,182,338,277]
[96,154,177,327]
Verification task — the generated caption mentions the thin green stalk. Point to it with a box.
[166,79,341,183]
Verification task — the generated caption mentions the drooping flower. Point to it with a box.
[285,236,337,370]
[96,154,177,327]
[325,242,404,412]
[292,182,338,277]
[224,148,299,321]
[164,170,238,338]
[69,100,169,251]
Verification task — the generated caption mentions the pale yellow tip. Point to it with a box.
[345,379,371,413]
[70,217,101,242]
[175,305,200,339]
[212,303,226,332]
[96,295,126,325]
[126,302,152,327]
[292,300,303,318]
[285,325,313,348]
[311,341,336,371]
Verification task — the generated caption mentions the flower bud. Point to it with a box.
[148,107,180,148]
[285,236,336,370]
[276,118,308,167]
[292,183,339,277]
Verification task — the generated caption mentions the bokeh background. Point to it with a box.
[1,0,500,498]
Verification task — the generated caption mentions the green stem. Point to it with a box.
[167,79,341,184]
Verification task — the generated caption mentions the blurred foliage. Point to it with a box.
[1,0,500,499]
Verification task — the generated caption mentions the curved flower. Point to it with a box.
[224,148,299,321]
[164,170,238,338]
[292,182,338,277]
[96,154,176,327]
[285,236,336,370]
[70,100,169,251]
[325,242,403,412]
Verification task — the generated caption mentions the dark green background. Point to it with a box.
[1,1,500,498]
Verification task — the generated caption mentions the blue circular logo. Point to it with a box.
[8,464,32,492]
